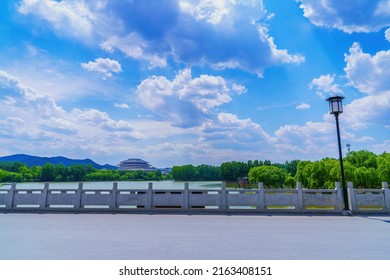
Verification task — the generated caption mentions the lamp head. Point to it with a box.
[326,96,344,115]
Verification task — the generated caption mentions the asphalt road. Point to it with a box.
[1,213,389,260]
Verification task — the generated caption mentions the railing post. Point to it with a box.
[111,182,118,210]
[347,182,356,212]
[147,182,153,210]
[184,182,189,210]
[76,182,83,210]
[40,182,49,210]
[382,182,390,212]
[221,182,227,211]
[257,182,265,211]
[6,183,17,210]
[335,182,343,211]
[296,182,303,212]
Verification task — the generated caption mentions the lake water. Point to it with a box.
[0,181,222,190]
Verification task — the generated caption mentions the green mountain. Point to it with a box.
[0,154,117,170]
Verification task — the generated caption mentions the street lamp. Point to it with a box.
[326,96,350,215]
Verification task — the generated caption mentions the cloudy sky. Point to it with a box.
[0,0,389,167]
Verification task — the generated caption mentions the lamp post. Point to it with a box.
[326,96,350,214]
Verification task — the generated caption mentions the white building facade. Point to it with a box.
[117,158,158,172]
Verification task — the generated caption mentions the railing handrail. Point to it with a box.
[0,181,388,214]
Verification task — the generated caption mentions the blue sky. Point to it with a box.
[0,0,389,167]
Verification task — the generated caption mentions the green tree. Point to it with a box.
[172,165,198,181]
[345,150,378,169]
[0,161,25,172]
[353,167,380,188]
[172,164,220,181]
[54,164,69,181]
[0,169,6,182]
[70,164,95,181]
[284,175,296,188]
[248,165,288,188]
[41,163,56,182]
[377,152,390,182]
[295,160,329,189]
[220,161,248,181]
[83,170,119,181]
[6,171,23,182]
[283,160,300,177]
[295,160,312,187]
[307,161,327,189]
[196,164,221,180]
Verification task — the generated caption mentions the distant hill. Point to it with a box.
[0,154,117,170]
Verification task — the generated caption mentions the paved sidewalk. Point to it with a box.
[1,213,389,259]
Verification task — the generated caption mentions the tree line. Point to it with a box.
[294,150,389,189]
[1,150,389,189]
[171,160,299,182]
[0,162,170,183]
[171,150,389,189]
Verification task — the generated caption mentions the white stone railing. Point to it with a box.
[347,182,390,213]
[0,182,389,214]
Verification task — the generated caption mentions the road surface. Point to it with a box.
[1,213,389,259]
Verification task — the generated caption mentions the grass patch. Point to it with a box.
[358,206,383,210]
[266,205,295,210]
[305,206,335,210]
[225,182,257,189]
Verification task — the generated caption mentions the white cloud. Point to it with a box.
[179,0,231,25]
[373,140,390,155]
[0,70,63,118]
[306,43,390,131]
[256,24,305,65]
[0,70,145,158]
[18,0,95,41]
[18,0,304,75]
[296,102,311,110]
[344,42,390,95]
[179,0,264,27]
[136,69,234,127]
[375,1,390,17]
[7,1,387,166]
[0,117,36,138]
[272,112,378,159]
[344,94,390,129]
[198,112,276,159]
[216,112,274,143]
[344,42,390,126]
[274,121,337,158]
[100,34,168,69]
[309,74,343,97]
[184,19,304,76]
[232,83,247,95]
[40,117,78,132]
[275,121,333,143]
[126,119,185,139]
[386,28,390,41]
[81,58,122,78]
[1,69,382,165]
[2,44,122,102]
[299,41,390,160]
[297,0,390,33]
[114,103,130,109]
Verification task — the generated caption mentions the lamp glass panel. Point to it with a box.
[332,102,339,113]
[338,100,343,113]
[330,100,343,113]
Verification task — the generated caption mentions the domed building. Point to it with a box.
[117,158,158,172]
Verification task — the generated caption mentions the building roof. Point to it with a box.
[117,158,157,172]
